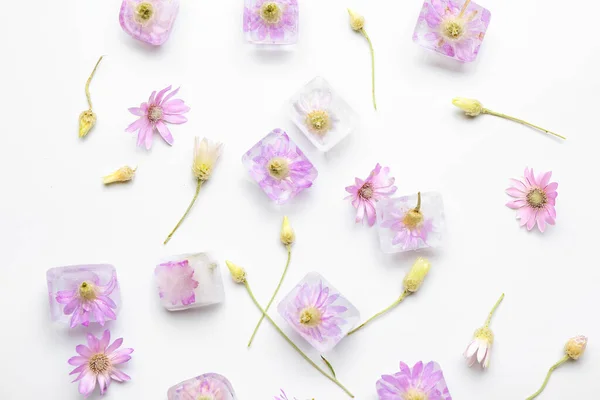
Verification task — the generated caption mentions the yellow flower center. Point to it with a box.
[359,183,373,199]
[267,157,289,180]
[197,396,213,400]
[194,163,212,181]
[526,188,547,209]
[135,2,155,24]
[260,2,282,24]
[403,389,428,400]
[306,110,331,135]
[402,209,424,230]
[88,353,110,374]
[78,281,96,301]
[441,18,465,40]
[299,307,321,327]
[148,105,163,123]
[474,326,494,344]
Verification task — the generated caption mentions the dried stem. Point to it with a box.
[85,56,104,110]
[243,280,354,398]
[360,29,377,110]
[414,192,422,212]
[248,245,292,347]
[459,0,472,18]
[525,356,570,400]
[484,293,504,328]
[164,179,203,245]
[348,290,409,336]
[482,109,566,140]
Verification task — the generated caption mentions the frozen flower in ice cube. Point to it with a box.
[294,88,339,137]
[345,164,397,227]
[413,0,491,62]
[167,373,237,400]
[68,330,133,397]
[155,260,199,307]
[242,129,318,204]
[243,0,299,44]
[119,0,180,45]
[506,167,558,232]
[376,361,452,400]
[55,270,119,328]
[381,192,434,250]
[126,85,190,150]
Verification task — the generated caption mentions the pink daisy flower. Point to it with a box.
[56,273,118,328]
[506,167,558,232]
[243,0,298,42]
[126,85,190,149]
[68,330,133,398]
[345,164,397,226]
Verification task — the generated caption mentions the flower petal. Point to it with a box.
[155,121,174,145]
[78,371,97,397]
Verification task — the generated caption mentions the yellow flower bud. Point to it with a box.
[347,9,365,31]
[226,260,247,284]
[103,166,137,185]
[280,216,295,246]
[79,110,97,138]
[564,335,587,360]
[452,97,483,117]
[403,257,431,293]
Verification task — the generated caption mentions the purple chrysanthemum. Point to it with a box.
[244,0,298,42]
[345,164,397,226]
[283,280,347,343]
[376,361,452,400]
[56,273,118,328]
[245,129,317,204]
[155,260,199,306]
[381,209,435,250]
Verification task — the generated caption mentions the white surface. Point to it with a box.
[0,0,597,399]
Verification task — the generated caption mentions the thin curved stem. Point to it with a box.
[459,0,472,17]
[360,29,377,111]
[483,109,566,140]
[484,293,504,328]
[243,281,355,398]
[164,180,203,245]
[348,291,409,336]
[248,245,292,347]
[85,56,104,110]
[414,192,422,212]
[525,356,569,400]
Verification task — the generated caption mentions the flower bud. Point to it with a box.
[103,166,137,185]
[347,9,365,31]
[226,260,247,284]
[280,216,295,246]
[403,257,431,293]
[452,97,483,117]
[79,110,97,138]
[564,335,587,360]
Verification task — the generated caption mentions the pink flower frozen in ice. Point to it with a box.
[181,377,226,400]
[56,273,118,328]
[244,0,298,42]
[126,85,190,149]
[376,361,452,400]
[68,330,133,398]
[506,167,558,232]
[155,260,199,306]
[345,164,397,226]
[380,192,435,251]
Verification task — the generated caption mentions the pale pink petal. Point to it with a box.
[476,342,488,363]
[86,333,100,352]
[148,90,157,104]
[506,187,525,198]
[545,182,558,192]
[546,206,557,220]
[105,338,123,355]
[145,126,154,150]
[162,114,188,124]
[536,213,547,232]
[155,121,174,145]
[365,200,377,227]
[506,200,525,209]
[76,345,93,358]
[78,371,97,397]
[125,117,148,133]
[128,107,146,116]
[162,99,191,114]
[526,210,538,231]
[68,356,88,366]
[110,369,131,382]
[98,330,111,352]
[538,171,552,188]
[355,199,365,223]
[161,87,180,104]
[465,341,479,358]
[509,178,528,192]
[154,85,172,105]
[97,373,109,395]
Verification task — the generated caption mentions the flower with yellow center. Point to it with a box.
[402,192,424,230]
[134,2,155,25]
[299,307,321,327]
[526,188,547,209]
[306,110,331,135]
[441,18,466,41]
[78,281,97,301]
[260,2,282,24]
[404,389,428,400]
[267,157,290,180]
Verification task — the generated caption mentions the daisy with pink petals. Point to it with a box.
[345,164,397,226]
[506,167,558,232]
[68,330,133,398]
[126,85,190,149]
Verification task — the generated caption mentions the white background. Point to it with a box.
[0,0,597,399]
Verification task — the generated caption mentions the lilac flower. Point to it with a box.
[126,85,190,149]
[376,361,452,400]
[243,129,318,204]
[294,88,339,138]
[275,389,296,400]
[345,164,397,226]
[381,210,434,250]
[244,0,298,42]
[155,260,199,307]
[68,330,133,398]
[181,377,226,400]
[56,273,118,328]
[119,0,180,46]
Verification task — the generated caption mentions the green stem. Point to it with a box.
[243,281,354,398]
[484,293,504,328]
[85,56,104,110]
[348,291,409,336]
[248,245,292,347]
[164,180,203,245]
[360,29,377,111]
[483,109,566,140]
[525,356,570,400]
